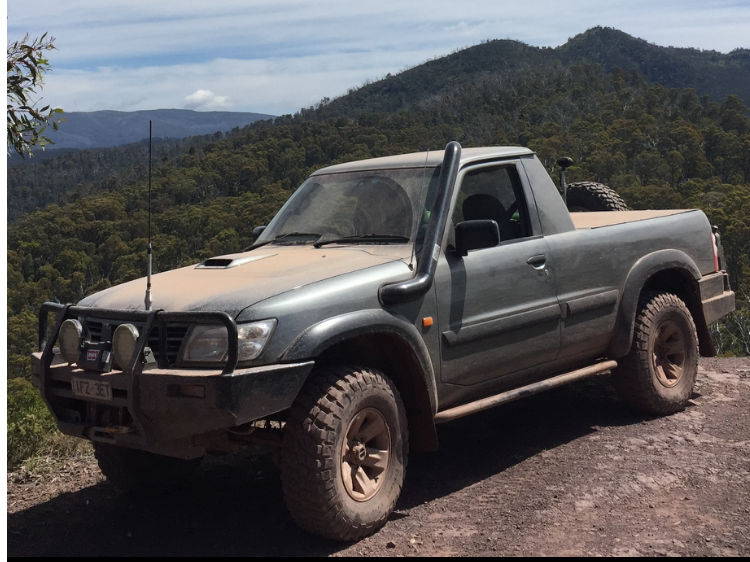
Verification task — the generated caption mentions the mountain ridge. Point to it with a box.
[34,108,275,151]
[16,27,748,157]
[312,26,750,120]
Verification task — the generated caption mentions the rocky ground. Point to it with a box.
[7,358,750,557]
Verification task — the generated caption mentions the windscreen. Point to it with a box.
[258,167,441,245]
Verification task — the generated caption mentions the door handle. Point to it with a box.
[526,255,547,270]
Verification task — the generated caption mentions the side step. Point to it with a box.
[433,360,618,424]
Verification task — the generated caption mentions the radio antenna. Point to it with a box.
[145,120,153,311]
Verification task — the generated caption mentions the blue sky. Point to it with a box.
[7,0,750,116]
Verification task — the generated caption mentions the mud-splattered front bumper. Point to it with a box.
[31,353,313,457]
[32,302,314,458]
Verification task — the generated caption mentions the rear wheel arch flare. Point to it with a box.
[608,250,702,358]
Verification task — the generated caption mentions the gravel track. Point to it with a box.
[8,358,750,557]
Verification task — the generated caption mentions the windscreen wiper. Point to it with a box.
[245,232,322,251]
[313,234,409,248]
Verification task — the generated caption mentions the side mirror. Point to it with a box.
[455,220,500,256]
[252,225,267,242]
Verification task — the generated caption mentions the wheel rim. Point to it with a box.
[652,320,686,388]
[341,407,391,502]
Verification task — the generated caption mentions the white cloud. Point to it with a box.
[42,48,440,115]
[183,90,232,111]
[7,1,750,115]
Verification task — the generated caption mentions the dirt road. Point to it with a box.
[7,358,750,556]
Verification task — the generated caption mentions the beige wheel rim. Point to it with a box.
[341,407,390,502]
[653,320,686,388]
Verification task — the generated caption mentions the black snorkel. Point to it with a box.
[379,141,462,306]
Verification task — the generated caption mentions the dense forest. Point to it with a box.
[7,32,750,466]
[6,134,222,221]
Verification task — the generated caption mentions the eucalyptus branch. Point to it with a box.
[7,33,64,157]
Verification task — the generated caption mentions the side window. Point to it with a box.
[453,165,530,242]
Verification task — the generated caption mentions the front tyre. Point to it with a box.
[281,366,408,541]
[613,292,699,415]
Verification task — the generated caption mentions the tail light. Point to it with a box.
[710,232,720,272]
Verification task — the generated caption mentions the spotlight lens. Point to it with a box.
[113,324,139,370]
[59,319,83,364]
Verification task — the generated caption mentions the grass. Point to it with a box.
[7,377,95,477]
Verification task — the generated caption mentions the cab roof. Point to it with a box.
[311,146,535,175]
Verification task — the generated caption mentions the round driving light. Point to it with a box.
[59,319,83,364]
[113,324,139,370]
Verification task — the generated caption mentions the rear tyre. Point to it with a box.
[94,442,201,493]
[567,181,628,212]
[613,292,698,415]
[281,366,408,542]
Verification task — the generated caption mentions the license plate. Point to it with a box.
[71,377,113,401]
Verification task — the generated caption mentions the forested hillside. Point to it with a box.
[6,134,220,221]
[8,28,750,224]
[314,27,750,120]
[558,27,750,106]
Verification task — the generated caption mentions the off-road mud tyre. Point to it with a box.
[93,442,201,494]
[566,181,628,212]
[280,365,408,542]
[612,291,699,415]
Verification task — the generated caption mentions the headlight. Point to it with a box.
[237,320,276,360]
[59,319,83,364]
[112,323,139,370]
[181,319,276,363]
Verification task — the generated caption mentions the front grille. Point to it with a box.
[148,325,190,366]
[83,318,189,368]
[85,320,104,342]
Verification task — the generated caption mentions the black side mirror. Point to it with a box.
[252,225,267,242]
[455,220,500,256]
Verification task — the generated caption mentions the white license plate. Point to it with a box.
[71,377,113,401]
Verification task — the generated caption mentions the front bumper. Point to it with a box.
[32,352,314,453]
[32,302,314,457]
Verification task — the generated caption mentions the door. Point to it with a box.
[434,163,560,386]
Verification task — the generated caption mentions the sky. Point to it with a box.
[6,0,750,117]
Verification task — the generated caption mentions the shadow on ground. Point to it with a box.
[7,375,649,556]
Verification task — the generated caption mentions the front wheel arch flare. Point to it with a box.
[281,310,439,452]
[281,309,437,415]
